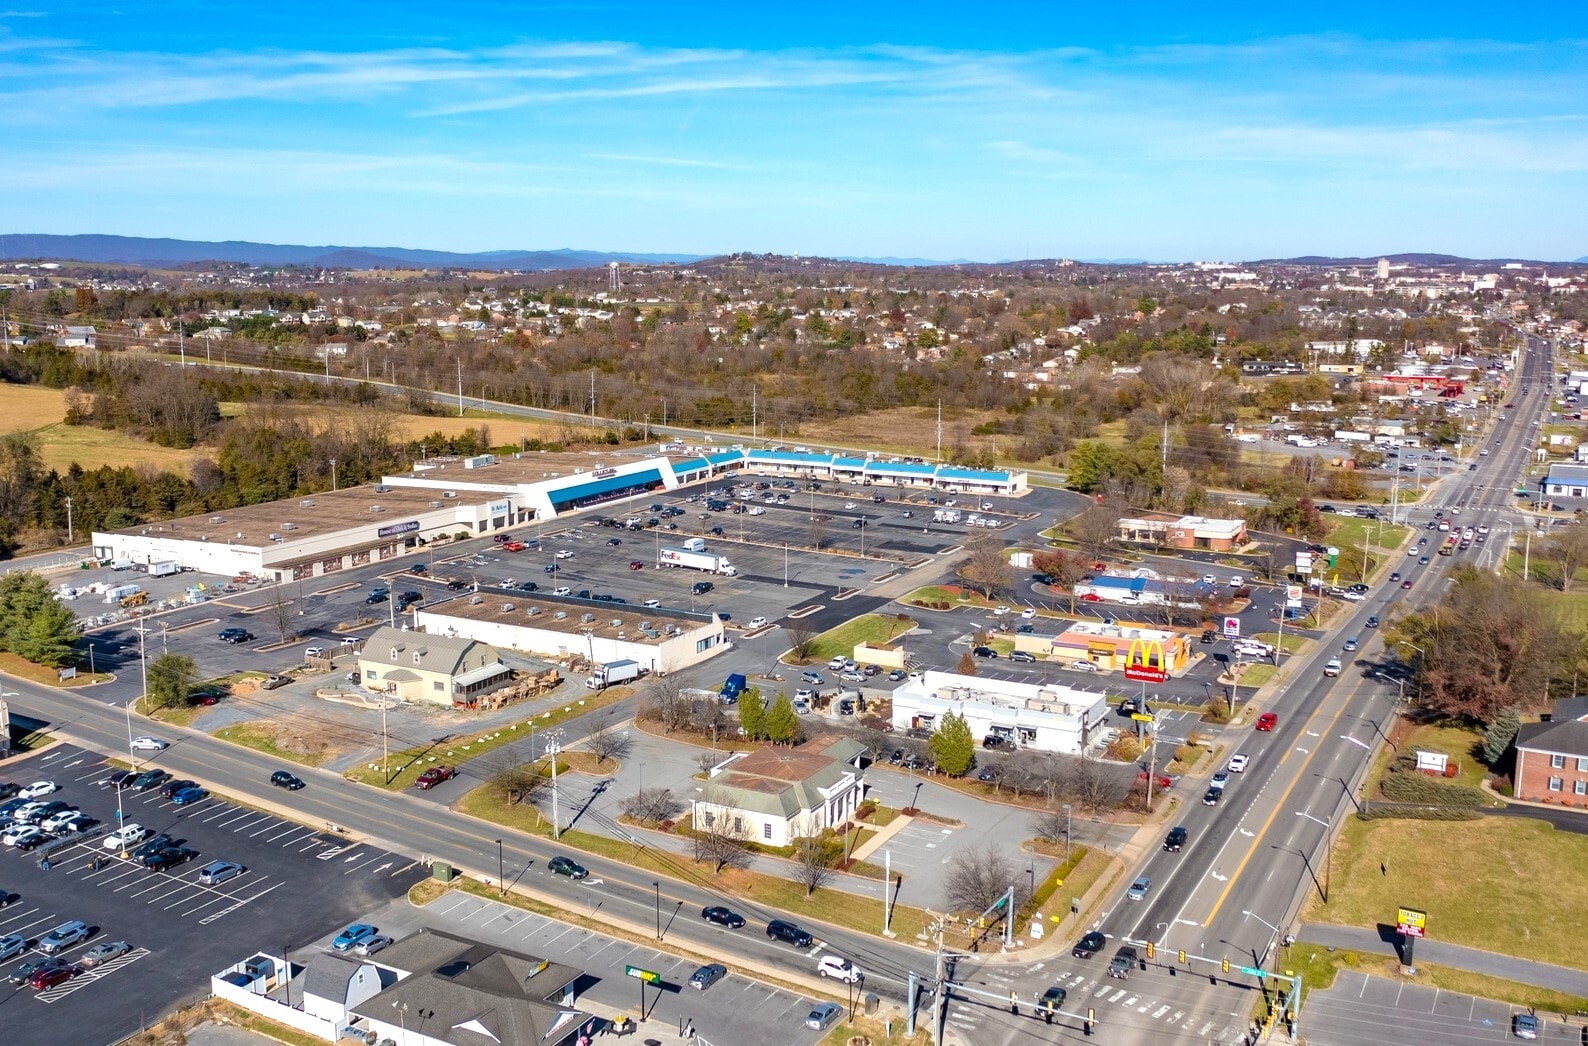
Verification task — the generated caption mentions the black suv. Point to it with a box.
[218,627,253,644]
[1164,826,1188,852]
[766,919,813,948]
[692,581,714,595]
[1072,931,1105,959]
[270,770,305,790]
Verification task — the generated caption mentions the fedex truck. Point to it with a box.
[658,547,737,576]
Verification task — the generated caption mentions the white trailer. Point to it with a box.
[658,547,737,576]
[586,659,644,690]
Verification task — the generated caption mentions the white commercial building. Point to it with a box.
[890,670,1109,755]
[413,588,729,676]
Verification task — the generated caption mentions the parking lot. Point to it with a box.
[0,744,425,1046]
[373,889,845,1045]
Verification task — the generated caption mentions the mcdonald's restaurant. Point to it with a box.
[1018,621,1190,675]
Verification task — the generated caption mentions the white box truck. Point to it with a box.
[586,659,643,690]
[658,547,737,576]
[148,561,180,578]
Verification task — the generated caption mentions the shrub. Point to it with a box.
[1379,771,1485,807]
[1355,806,1480,822]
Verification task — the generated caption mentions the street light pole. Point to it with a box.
[1296,811,1331,902]
[1062,803,1072,862]
[653,881,661,940]
[497,839,504,897]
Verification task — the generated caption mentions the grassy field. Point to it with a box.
[210,720,335,767]
[1387,721,1490,788]
[790,612,917,664]
[797,405,1004,459]
[0,384,202,472]
[1326,515,1411,551]
[1253,632,1311,654]
[1314,815,1588,971]
[216,401,568,444]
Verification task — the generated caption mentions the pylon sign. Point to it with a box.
[1123,637,1169,683]
[1223,616,1241,638]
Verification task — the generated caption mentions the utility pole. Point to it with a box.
[549,734,563,839]
[1524,527,1532,580]
[751,387,758,442]
[936,400,943,462]
[456,358,464,416]
[1162,419,1169,472]
[64,495,73,543]
[330,458,337,492]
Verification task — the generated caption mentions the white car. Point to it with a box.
[37,809,82,834]
[555,550,574,560]
[992,605,1011,616]
[828,656,848,671]
[816,954,864,983]
[130,736,168,752]
[552,586,572,596]
[747,506,765,515]
[642,599,661,608]
[746,616,768,629]
[2,823,42,847]
[1068,659,1099,672]
[104,823,150,850]
[1338,591,1365,603]
[795,688,817,701]
[1201,575,1217,585]
[17,781,59,799]
[1228,576,1244,587]
[1227,754,1251,773]
[844,502,856,509]
[304,645,326,658]
[1020,607,1037,620]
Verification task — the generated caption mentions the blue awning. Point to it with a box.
[550,468,663,506]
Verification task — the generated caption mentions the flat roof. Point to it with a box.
[384,451,651,488]
[104,485,497,547]
[420,588,718,644]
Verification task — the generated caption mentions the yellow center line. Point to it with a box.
[1203,673,1373,926]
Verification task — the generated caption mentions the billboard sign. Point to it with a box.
[1223,616,1241,639]
[1395,907,1427,938]
[1123,638,1169,683]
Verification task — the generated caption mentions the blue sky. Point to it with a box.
[4,2,1587,261]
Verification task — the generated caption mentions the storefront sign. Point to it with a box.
[377,520,420,538]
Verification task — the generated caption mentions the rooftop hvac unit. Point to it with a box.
[580,613,595,623]
[442,491,458,498]
[209,516,225,524]
[639,621,653,631]
[527,606,540,615]
[553,611,567,619]
[429,502,442,508]
[268,533,281,541]
[375,485,390,493]
[609,618,622,627]
[370,505,384,512]
[501,603,514,612]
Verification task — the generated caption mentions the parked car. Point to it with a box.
[259,674,291,691]
[170,786,208,806]
[0,933,26,961]
[104,823,150,850]
[133,768,171,791]
[197,860,246,886]
[17,781,59,800]
[1069,659,1099,672]
[1512,1013,1540,1040]
[414,766,457,790]
[38,920,90,955]
[353,934,394,957]
[161,779,198,800]
[331,923,379,951]
[142,846,199,871]
[701,905,745,929]
[805,1002,843,1030]
[80,940,131,968]
[972,646,998,659]
[218,628,253,644]
[547,855,587,880]
[746,616,768,629]
[1008,650,1036,663]
[688,963,727,991]
[30,963,79,990]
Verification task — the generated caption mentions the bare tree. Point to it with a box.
[807,512,830,552]
[489,764,544,807]
[1031,807,1072,847]
[267,585,296,644]
[786,620,817,662]
[1075,754,1126,811]
[1542,524,1588,592]
[792,837,839,896]
[622,787,682,825]
[960,529,1015,599]
[1256,543,1290,583]
[1071,505,1120,560]
[647,674,690,733]
[588,723,633,766]
[692,791,755,873]
[943,845,1016,915]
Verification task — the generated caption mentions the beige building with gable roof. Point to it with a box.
[355,625,512,706]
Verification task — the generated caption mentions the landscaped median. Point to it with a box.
[785,611,917,665]
[343,688,628,790]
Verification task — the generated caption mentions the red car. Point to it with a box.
[31,964,78,989]
[629,560,644,570]
[501,541,526,552]
[1080,593,1102,602]
[413,766,457,790]
[1255,712,1278,732]
[1137,772,1172,789]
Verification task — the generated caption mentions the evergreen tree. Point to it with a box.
[929,711,976,777]
[1482,705,1522,765]
[738,687,766,741]
[145,652,199,711]
[765,692,801,746]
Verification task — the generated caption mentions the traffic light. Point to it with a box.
[1177,949,1187,965]
[1221,958,1230,974]
[1085,1008,1095,1036]
[1145,942,1155,961]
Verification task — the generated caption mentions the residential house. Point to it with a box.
[691,736,867,848]
[1514,697,1588,809]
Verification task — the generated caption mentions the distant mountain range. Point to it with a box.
[0,234,1580,271]
[0,234,705,270]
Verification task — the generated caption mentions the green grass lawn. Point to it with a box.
[1389,721,1490,788]
[1238,664,1277,687]
[795,612,917,664]
[1326,516,1411,551]
[211,721,333,767]
[1316,815,1588,971]
[1253,632,1311,654]
[344,690,626,790]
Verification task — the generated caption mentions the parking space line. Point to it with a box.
[248,819,288,837]
[266,824,306,843]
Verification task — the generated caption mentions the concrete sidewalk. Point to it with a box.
[1298,923,1588,998]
